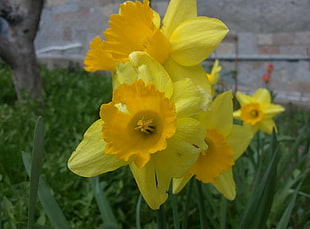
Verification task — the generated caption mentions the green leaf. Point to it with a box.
[170,193,180,229]
[240,130,279,229]
[276,179,304,229]
[278,123,308,176]
[22,153,71,229]
[156,205,167,229]
[90,177,119,228]
[219,195,227,229]
[136,195,142,229]
[182,178,194,229]
[0,200,2,229]
[27,117,45,229]
[195,181,207,229]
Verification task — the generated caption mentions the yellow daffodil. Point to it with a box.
[84,0,228,75]
[233,88,285,135]
[173,91,253,199]
[68,52,208,209]
[206,59,222,96]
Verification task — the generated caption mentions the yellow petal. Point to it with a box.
[263,104,285,118]
[213,169,236,200]
[172,175,193,194]
[68,120,127,177]
[233,109,241,119]
[227,125,253,160]
[171,78,202,117]
[244,123,259,135]
[170,17,229,66]
[163,58,212,110]
[201,91,233,137]
[253,88,271,104]
[208,59,221,85]
[113,62,137,90]
[129,160,170,210]
[84,37,116,72]
[162,0,197,38]
[256,119,277,134]
[152,9,161,28]
[235,91,252,105]
[153,117,206,178]
[128,52,173,98]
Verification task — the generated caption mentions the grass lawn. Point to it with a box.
[0,61,309,228]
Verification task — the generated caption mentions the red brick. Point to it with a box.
[53,7,89,21]
[273,33,294,45]
[257,45,279,55]
[279,45,308,56]
[294,31,310,45]
[63,27,72,41]
[257,33,272,45]
[98,0,114,6]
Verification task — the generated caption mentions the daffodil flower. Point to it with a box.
[68,52,208,209]
[233,88,285,135]
[173,91,253,199]
[84,0,228,88]
[206,59,222,96]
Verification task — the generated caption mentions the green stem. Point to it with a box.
[182,178,194,229]
[196,181,207,229]
[219,195,227,229]
[136,195,142,229]
[170,193,180,229]
[0,202,2,229]
[156,204,167,229]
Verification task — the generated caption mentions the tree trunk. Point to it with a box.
[8,37,42,100]
[0,0,44,101]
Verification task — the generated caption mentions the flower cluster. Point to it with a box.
[262,63,274,84]
[67,0,284,209]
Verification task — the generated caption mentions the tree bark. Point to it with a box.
[0,0,44,101]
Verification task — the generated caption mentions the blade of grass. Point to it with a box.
[196,181,207,229]
[90,177,119,228]
[136,195,142,229]
[202,185,219,229]
[0,201,2,229]
[170,193,180,229]
[22,153,71,229]
[276,178,304,229]
[278,123,308,176]
[219,195,227,229]
[100,224,122,229]
[27,117,45,229]
[182,178,194,229]
[156,204,167,229]
[240,130,279,229]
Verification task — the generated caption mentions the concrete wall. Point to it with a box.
[196,0,310,33]
[34,0,310,105]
